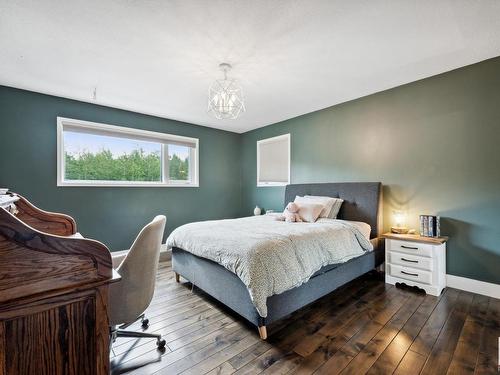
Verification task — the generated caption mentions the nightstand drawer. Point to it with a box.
[388,239,433,258]
[389,264,432,285]
[388,251,433,271]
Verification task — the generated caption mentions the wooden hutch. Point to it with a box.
[0,193,119,375]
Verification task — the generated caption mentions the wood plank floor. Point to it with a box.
[110,261,500,375]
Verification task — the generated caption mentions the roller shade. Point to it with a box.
[63,123,197,148]
[258,134,290,184]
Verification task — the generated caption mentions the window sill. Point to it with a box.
[57,181,199,188]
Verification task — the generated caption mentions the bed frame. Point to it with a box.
[172,182,383,339]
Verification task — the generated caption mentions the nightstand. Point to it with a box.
[383,233,448,296]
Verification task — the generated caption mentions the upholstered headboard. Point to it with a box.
[284,182,383,239]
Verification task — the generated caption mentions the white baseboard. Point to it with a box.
[111,244,171,268]
[446,274,500,299]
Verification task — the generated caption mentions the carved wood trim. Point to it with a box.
[0,203,112,303]
[0,290,95,320]
[13,194,77,236]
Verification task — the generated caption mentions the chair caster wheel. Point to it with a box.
[157,339,166,349]
[141,318,149,328]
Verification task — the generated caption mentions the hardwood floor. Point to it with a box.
[110,261,500,375]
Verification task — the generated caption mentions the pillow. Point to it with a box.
[326,198,344,219]
[295,202,324,223]
[304,195,344,219]
[296,195,335,218]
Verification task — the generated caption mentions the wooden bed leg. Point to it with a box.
[174,272,180,283]
[258,326,267,340]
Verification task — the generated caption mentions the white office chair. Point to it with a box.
[109,215,167,350]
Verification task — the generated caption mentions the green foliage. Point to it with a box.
[169,153,189,181]
[65,148,189,182]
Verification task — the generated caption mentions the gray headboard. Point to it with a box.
[284,182,383,239]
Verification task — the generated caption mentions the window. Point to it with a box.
[57,117,199,187]
[257,134,290,187]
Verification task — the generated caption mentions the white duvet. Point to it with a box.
[166,215,373,317]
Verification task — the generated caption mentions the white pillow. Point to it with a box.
[327,198,344,219]
[294,195,331,218]
[295,202,324,223]
[304,195,344,219]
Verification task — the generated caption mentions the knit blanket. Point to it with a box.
[166,215,373,317]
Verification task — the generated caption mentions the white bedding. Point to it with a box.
[166,215,373,317]
[344,220,371,241]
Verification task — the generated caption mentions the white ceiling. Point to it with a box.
[1,1,500,133]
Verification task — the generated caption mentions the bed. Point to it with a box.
[169,182,383,339]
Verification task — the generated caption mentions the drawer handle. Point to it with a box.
[401,245,418,250]
[401,257,418,263]
[401,270,419,277]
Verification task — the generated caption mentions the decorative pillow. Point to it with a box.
[295,202,324,223]
[327,198,344,219]
[304,195,344,219]
[296,195,335,218]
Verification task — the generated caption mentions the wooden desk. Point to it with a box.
[0,194,119,375]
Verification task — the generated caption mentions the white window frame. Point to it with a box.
[57,117,199,187]
[256,133,291,187]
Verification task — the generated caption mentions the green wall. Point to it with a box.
[2,57,499,285]
[241,57,500,285]
[0,86,241,250]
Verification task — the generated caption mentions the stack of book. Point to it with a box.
[419,215,441,237]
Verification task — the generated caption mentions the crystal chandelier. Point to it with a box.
[207,63,245,120]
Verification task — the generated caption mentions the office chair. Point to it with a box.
[109,215,167,350]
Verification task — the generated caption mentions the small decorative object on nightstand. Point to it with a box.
[253,206,262,216]
[383,232,448,296]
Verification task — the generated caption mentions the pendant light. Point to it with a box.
[207,63,245,120]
